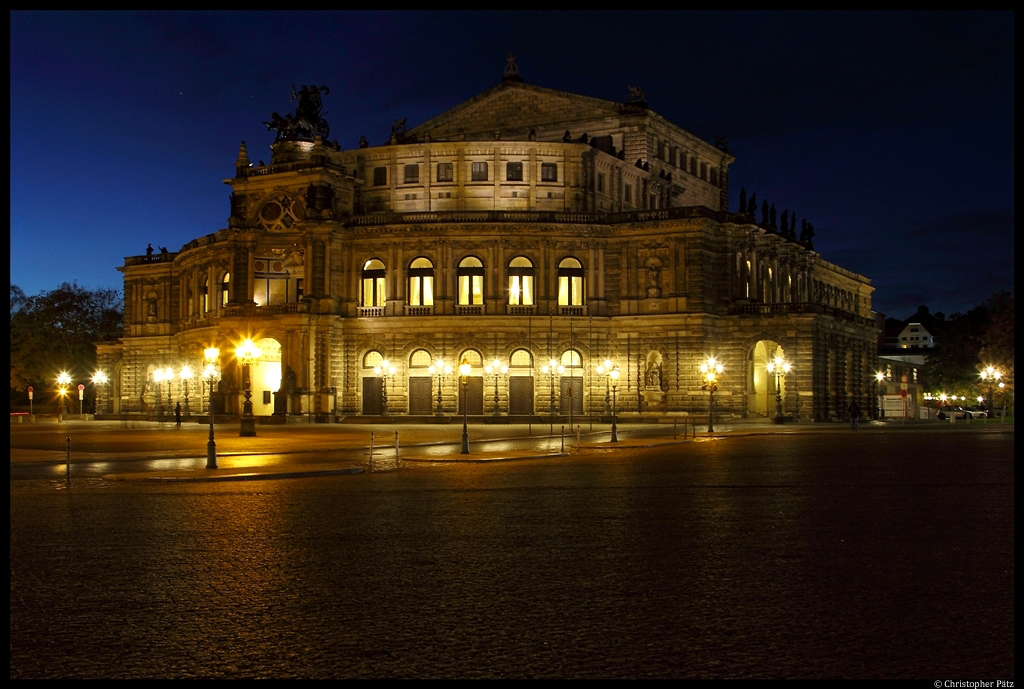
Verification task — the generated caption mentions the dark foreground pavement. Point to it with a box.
[10,424,1014,679]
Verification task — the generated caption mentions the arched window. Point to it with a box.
[408,258,434,306]
[220,272,230,307]
[409,349,432,368]
[363,350,384,369]
[560,349,582,369]
[458,256,484,305]
[362,259,386,308]
[557,257,584,306]
[510,348,533,368]
[459,349,483,367]
[508,256,534,305]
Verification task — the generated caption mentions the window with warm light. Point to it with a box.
[458,257,484,305]
[362,259,386,308]
[557,257,585,306]
[508,256,534,305]
[408,257,434,306]
[221,272,230,306]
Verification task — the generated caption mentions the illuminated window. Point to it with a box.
[373,167,387,186]
[404,164,419,184]
[363,350,383,369]
[437,162,453,182]
[361,259,386,308]
[507,256,534,305]
[541,163,557,182]
[510,348,533,368]
[200,276,209,314]
[221,272,230,306]
[408,257,434,306]
[254,278,287,306]
[560,349,582,368]
[458,257,484,305]
[471,162,488,181]
[410,349,431,368]
[506,162,523,181]
[557,257,584,306]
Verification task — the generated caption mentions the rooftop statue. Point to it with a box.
[264,84,331,141]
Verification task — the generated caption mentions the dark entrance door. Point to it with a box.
[409,376,432,415]
[508,376,534,416]
[458,377,484,415]
[362,376,383,415]
[560,377,584,415]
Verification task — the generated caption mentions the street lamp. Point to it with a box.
[373,359,397,416]
[876,371,885,420]
[541,358,558,432]
[152,367,165,417]
[428,358,452,416]
[484,358,508,416]
[179,364,194,418]
[610,366,620,442]
[236,338,262,437]
[980,366,1002,418]
[765,355,791,423]
[460,357,471,454]
[700,357,724,432]
[93,370,108,416]
[57,371,72,418]
[596,359,613,414]
[203,347,220,469]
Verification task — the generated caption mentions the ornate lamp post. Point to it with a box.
[700,357,724,433]
[765,354,791,423]
[236,338,262,437]
[484,358,508,416]
[596,359,613,414]
[610,366,620,442]
[203,347,220,469]
[179,364,194,418]
[373,359,397,416]
[152,367,165,417]
[980,366,1002,418]
[541,358,558,432]
[93,370,108,416]
[460,357,471,454]
[163,367,174,410]
[57,371,72,418]
[428,358,452,416]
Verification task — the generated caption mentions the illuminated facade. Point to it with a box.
[97,63,877,422]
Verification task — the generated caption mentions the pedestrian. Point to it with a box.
[848,401,861,431]
[175,401,182,428]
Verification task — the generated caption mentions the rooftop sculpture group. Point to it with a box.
[264,84,331,141]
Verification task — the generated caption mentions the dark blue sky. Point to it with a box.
[11,11,1014,321]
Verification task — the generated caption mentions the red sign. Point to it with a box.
[78,384,85,390]
[27,386,33,392]
[900,389,907,398]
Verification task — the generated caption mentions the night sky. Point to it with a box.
[10,11,1014,321]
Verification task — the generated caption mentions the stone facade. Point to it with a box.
[97,74,876,423]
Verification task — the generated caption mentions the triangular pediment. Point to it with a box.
[406,80,632,140]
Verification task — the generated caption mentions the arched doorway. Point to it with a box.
[749,340,787,417]
[251,338,283,416]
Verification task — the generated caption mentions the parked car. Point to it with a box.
[937,406,968,420]
[964,407,988,419]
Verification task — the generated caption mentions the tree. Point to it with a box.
[9,282,123,393]
[927,291,1014,398]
